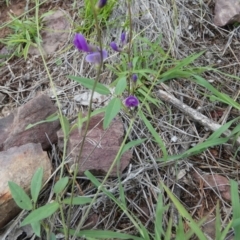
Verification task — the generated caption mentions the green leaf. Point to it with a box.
[115,77,127,95]
[53,177,69,194]
[31,167,43,204]
[67,229,143,240]
[62,196,92,205]
[50,232,57,240]
[31,221,41,237]
[68,76,111,95]
[103,98,122,129]
[122,138,146,154]
[8,181,32,210]
[21,202,59,226]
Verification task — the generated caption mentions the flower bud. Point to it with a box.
[96,0,107,9]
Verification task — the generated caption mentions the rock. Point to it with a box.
[214,0,240,26]
[58,113,132,176]
[192,171,231,201]
[0,94,60,151]
[0,143,51,228]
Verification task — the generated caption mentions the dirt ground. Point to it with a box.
[0,0,240,239]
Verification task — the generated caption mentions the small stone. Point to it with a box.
[58,113,132,177]
[0,143,51,228]
[214,0,240,26]
[0,94,60,151]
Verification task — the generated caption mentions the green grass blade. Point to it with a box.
[164,217,172,240]
[220,220,232,240]
[139,110,168,160]
[162,183,207,240]
[26,113,59,130]
[174,51,205,70]
[67,229,143,240]
[85,171,149,239]
[62,197,92,205]
[122,138,146,154]
[192,75,240,110]
[231,180,240,240]
[155,193,168,239]
[175,217,185,240]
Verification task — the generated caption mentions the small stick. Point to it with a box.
[157,88,240,148]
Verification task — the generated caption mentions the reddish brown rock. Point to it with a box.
[0,143,51,228]
[192,171,231,201]
[214,0,240,26]
[58,114,132,176]
[0,94,60,151]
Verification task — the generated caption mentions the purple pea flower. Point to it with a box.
[110,42,121,52]
[73,33,91,52]
[132,74,138,82]
[110,32,128,52]
[73,33,108,65]
[121,32,127,45]
[125,95,139,108]
[96,0,107,8]
[85,50,108,63]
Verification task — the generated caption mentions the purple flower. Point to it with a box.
[73,33,108,65]
[86,50,108,64]
[110,42,121,52]
[125,96,139,108]
[132,74,137,82]
[121,32,127,44]
[96,0,107,8]
[73,33,91,52]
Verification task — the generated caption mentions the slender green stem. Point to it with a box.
[72,118,135,238]
[37,28,69,240]
[127,0,133,95]
[66,0,105,238]
[58,196,68,237]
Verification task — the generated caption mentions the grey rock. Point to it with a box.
[214,0,240,26]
